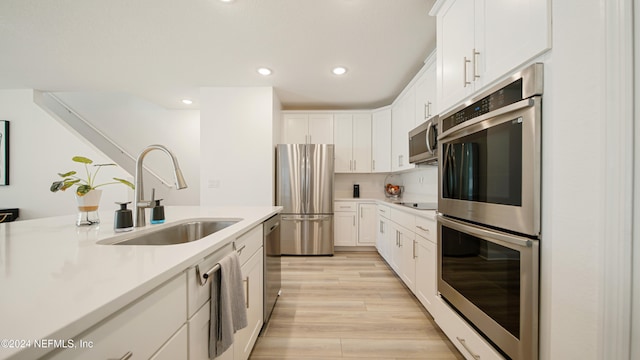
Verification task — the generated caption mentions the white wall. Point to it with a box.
[52,92,200,206]
[539,1,606,358]
[200,87,278,206]
[335,173,388,199]
[0,90,129,220]
[399,165,438,201]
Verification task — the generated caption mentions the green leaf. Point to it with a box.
[114,177,135,189]
[72,156,93,164]
[50,181,64,192]
[58,171,77,178]
[61,179,80,191]
[76,184,92,196]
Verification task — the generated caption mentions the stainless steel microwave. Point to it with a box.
[409,116,438,164]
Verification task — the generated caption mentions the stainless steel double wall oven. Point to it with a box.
[437,63,543,360]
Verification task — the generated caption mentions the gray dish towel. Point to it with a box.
[209,252,249,358]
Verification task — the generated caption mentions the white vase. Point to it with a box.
[75,189,102,226]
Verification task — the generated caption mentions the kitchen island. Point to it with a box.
[0,205,281,360]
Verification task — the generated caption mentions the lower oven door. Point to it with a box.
[437,214,539,360]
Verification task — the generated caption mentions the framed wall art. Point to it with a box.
[0,120,8,185]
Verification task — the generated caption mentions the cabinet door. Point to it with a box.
[482,0,549,84]
[308,114,334,144]
[398,227,417,292]
[415,236,438,317]
[389,224,402,273]
[357,203,377,246]
[234,248,264,360]
[188,301,234,360]
[151,325,188,360]
[334,211,357,246]
[415,62,437,125]
[283,114,309,144]
[372,109,392,173]
[438,0,476,112]
[334,114,353,173]
[352,114,372,173]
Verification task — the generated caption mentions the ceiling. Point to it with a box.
[0,0,436,110]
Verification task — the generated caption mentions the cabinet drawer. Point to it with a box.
[435,299,505,360]
[377,204,390,218]
[235,225,263,266]
[49,274,187,360]
[415,215,436,242]
[188,243,234,317]
[335,201,357,212]
[150,324,188,360]
[390,208,415,231]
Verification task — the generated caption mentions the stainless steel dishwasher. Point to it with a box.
[263,214,281,324]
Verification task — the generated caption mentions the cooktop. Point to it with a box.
[395,202,438,210]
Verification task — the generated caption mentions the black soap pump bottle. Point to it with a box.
[151,199,165,224]
[114,202,133,232]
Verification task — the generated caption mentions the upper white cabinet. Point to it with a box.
[391,88,416,172]
[334,113,372,173]
[433,0,550,112]
[282,113,334,144]
[371,108,392,173]
[414,56,438,126]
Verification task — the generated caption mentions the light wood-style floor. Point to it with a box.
[250,251,464,359]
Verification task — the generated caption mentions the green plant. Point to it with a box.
[50,156,134,196]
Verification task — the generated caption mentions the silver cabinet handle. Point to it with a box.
[456,337,481,359]
[244,277,250,308]
[473,49,480,80]
[416,225,430,233]
[353,216,356,226]
[463,56,471,87]
[413,240,417,259]
[372,159,376,171]
[349,159,353,171]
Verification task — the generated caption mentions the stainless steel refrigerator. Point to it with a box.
[276,144,334,255]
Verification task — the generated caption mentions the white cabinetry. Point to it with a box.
[414,215,439,317]
[282,113,334,144]
[376,205,392,262]
[49,274,188,360]
[391,89,416,172]
[397,224,416,292]
[334,114,372,173]
[357,203,377,246]
[433,0,550,112]
[414,56,438,126]
[188,225,264,360]
[334,202,357,247]
[371,108,392,172]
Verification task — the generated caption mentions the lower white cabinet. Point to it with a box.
[335,210,357,246]
[189,225,265,360]
[376,208,392,263]
[357,203,377,246]
[397,224,417,292]
[234,247,264,360]
[415,235,438,317]
[151,325,188,360]
[47,274,187,360]
[435,298,506,360]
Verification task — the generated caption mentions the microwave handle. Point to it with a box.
[426,123,433,155]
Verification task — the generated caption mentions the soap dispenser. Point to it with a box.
[114,202,133,232]
[151,199,165,224]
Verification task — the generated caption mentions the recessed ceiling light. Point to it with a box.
[182,99,193,105]
[332,67,347,75]
[257,67,272,76]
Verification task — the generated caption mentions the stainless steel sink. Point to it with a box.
[100,219,241,245]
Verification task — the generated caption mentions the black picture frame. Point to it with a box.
[0,120,9,186]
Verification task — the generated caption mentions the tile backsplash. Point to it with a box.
[334,165,438,202]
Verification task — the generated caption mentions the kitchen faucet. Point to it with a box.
[133,144,188,227]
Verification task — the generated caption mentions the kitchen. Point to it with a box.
[0,1,638,360]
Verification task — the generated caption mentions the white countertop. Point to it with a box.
[334,197,437,218]
[0,205,281,360]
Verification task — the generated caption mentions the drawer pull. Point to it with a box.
[244,277,250,308]
[236,244,246,255]
[416,226,430,233]
[456,337,480,359]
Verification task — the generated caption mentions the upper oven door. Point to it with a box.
[438,97,541,236]
[409,117,438,164]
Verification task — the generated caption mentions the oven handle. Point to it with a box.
[438,98,535,141]
[437,214,533,249]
